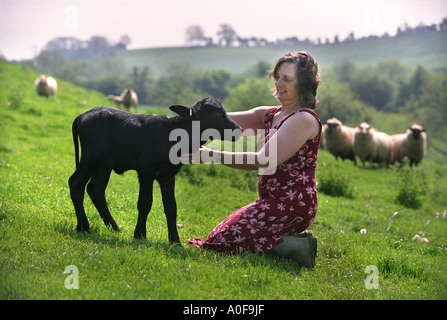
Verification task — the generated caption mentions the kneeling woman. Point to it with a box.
[187,52,321,268]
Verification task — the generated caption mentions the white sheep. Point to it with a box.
[323,118,357,165]
[353,122,393,168]
[34,75,57,97]
[108,88,138,111]
[391,124,427,167]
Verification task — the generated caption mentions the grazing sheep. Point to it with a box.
[323,118,357,165]
[68,98,241,244]
[319,123,327,149]
[107,88,138,111]
[353,122,393,168]
[34,75,57,97]
[391,124,427,167]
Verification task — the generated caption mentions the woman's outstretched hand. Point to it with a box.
[180,146,216,164]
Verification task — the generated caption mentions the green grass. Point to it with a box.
[1,59,446,300]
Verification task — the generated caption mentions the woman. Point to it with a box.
[187,52,321,268]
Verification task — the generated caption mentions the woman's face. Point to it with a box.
[274,62,299,106]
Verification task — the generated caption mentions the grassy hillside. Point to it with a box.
[0,60,446,301]
[118,32,447,75]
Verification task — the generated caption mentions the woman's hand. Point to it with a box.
[180,146,217,164]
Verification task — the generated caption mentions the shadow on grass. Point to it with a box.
[54,222,309,276]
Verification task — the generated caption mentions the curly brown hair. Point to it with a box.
[269,51,321,109]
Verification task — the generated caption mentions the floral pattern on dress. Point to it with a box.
[188,107,321,254]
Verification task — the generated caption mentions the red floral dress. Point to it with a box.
[187,107,321,254]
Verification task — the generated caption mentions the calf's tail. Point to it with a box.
[72,117,80,169]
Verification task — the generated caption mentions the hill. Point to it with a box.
[1,60,446,300]
[118,31,447,75]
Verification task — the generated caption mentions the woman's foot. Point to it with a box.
[270,231,317,268]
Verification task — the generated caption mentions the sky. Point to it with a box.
[0,0,446,60]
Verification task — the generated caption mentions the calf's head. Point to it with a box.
[170,98,242,142]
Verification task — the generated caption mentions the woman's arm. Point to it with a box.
[197,111,320,170]
[228,106,272,135]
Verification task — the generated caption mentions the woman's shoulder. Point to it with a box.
[298,108,320,122]
[283,109,321,140]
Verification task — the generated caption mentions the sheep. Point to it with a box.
[68,98,241,245]
[107,88,138,111]
[353,122,393,168]
[391,124,427,167]
[323,118,357,165]
[34,75,57,97]
[319,123,327,149]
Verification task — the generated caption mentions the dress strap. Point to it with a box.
[264,106,281,130]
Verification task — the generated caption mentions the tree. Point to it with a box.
[117,35,131,49]
[333,35,340,44]
[223,78,277,111]
[130,66,153,104]
[344,32,355,43]
[399,69,447,152]
[87,36,111,56]
[440,18,447,31]
[244,60,272,78]
[332,62,357,83]
[185,25,206,46]
[349,69,394,110]
[34,49,67,74]
[217,24,237,47]
[195,70,232,101]
[44,37,85,60]
[317,79,373,126]
[396,65,430,108]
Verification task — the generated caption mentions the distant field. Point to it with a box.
[118,32,447,75]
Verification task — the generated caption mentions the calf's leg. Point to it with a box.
[159,177,181,245]
[86,167,119,232]
[134,174,154,239]
[68,166,93,232]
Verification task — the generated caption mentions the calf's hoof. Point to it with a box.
[76,223,90,233]
[170,239,182,247]
[134,231,146,239]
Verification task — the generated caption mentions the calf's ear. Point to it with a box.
[169,105,195,119]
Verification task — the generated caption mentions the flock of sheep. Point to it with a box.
[34,74,138,111]
[322,118,427,168]
[34,74,427,168]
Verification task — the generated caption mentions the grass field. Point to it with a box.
[1,59,446,301]
[118,31,447,75]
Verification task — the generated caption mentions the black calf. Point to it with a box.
[68,98,241,244]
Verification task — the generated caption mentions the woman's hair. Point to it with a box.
[269,51,321,109]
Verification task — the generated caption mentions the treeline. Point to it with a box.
[186,18,447,48]
[41,35,131,61]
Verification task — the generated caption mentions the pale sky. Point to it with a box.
[1,0,446,60]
